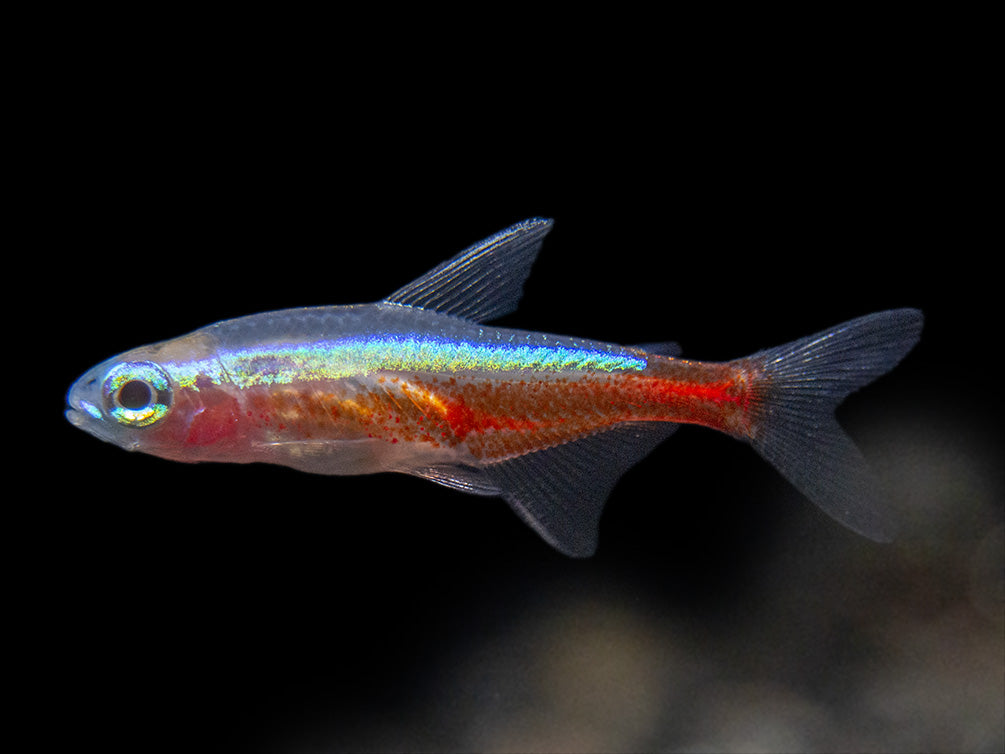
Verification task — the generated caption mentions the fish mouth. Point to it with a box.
[66,402,136,449]
[65,380,122,447]
[65,397,109,442]
[65,398,102,426]
[65,404,85,428]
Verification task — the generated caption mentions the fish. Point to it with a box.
[66,218,923,556]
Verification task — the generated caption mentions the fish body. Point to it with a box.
[66,219,922,555]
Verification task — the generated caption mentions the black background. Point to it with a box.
[24,14,1001,754]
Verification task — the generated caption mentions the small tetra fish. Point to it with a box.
[66,219,922,556]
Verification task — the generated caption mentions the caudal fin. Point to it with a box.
[742,309,923,541]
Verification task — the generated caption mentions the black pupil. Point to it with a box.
[119,380,153,410]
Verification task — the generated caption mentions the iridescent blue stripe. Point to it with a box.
[210,333,646,388]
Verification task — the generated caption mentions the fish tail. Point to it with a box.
[739,308,923,540]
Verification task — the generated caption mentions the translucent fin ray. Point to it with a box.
[383,218,554,323]
[483,422,679,557]
[410,465,501,496]
[744,308,923,541]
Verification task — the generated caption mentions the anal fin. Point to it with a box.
[482,422,678,557]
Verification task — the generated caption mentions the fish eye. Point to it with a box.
[103,361,173,426]
[118,380,153,410]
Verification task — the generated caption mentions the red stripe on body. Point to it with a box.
[202,357,755,461]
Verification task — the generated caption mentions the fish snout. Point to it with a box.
[65,371,121,446]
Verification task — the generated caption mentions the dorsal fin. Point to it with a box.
[382,218,554,323]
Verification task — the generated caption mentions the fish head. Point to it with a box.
[66,352,174,450]
[66,332,231,459]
